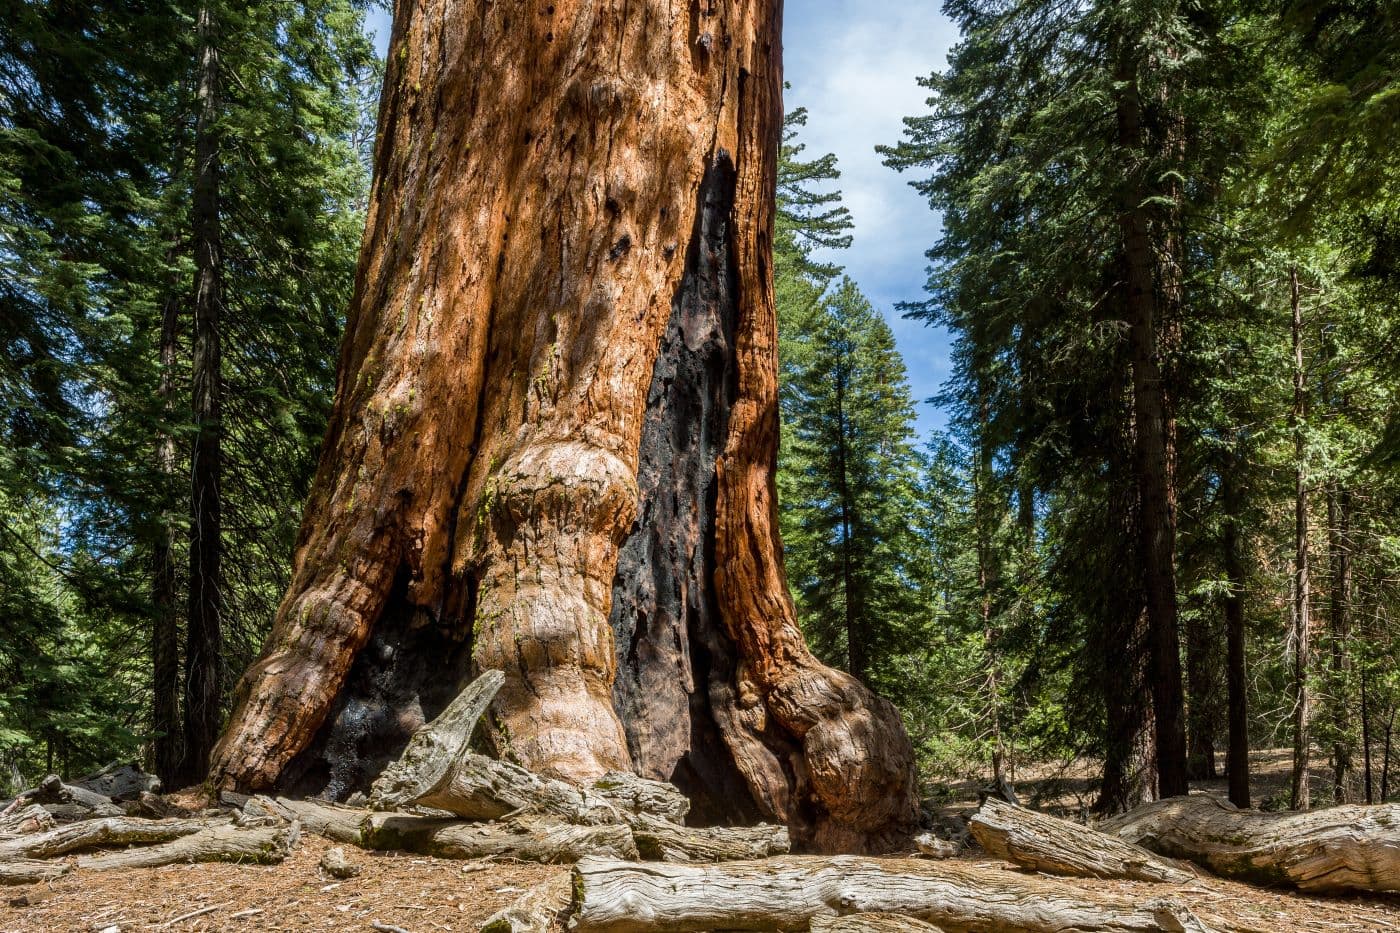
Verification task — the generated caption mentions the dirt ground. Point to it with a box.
[2,748,1399,932]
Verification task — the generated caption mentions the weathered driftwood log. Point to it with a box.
[629,812,789,862]
[913,833,961,859]
[76,820,299,871]
[74,762,160,800]
[368,670,505,811]
[0,815,213,859]
[590,772,690,825]
[1102,794,1400,894]
[810,914,946,932]
[19,774,123,820]
[370,671,692,831]
[969,799,1193,883]
[272,797,366,845]
[0,804,54,838]
[362,813,636,863]
[0,859,71,885]
[480,874,572,933]
[568,856,1217,933]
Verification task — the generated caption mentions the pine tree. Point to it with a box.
[785,278,927,692]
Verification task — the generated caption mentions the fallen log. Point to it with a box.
[73,762,160,800]
[19,774,123,820]
[0,804,54,838]
[362,812,636,863]
[1101,794,1400,894]
[76,820,299,871]
[568,856,1217,933]
[0,815,214,859]
[480,874,572,933]
[629,812,789,862]
[370,671,688,827]
[810,914,946,932]
[0,859,71,885]
[913,833,961,859]
[272,797,365,845]
[369,670,506,811]
[969,798,1193,883]
[589,772,690,825]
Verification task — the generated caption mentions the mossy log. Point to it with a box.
[969,798,1194,883]
[272,797,366,845]
[370,673,690,827]
[1102,794,1400,894]
[567,856,1217,933]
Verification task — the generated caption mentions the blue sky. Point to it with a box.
[365,4,957,435]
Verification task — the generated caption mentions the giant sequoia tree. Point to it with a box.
[207,0,917,851]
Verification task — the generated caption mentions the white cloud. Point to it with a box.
[784,0,958,435]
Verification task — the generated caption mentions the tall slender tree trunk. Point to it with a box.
[1289,266,1311,811]
[1362,663,1375,803]
[1221,442,1251,809]
[975,394,1006,787]
[834,372,865,684]
[152,276,183,788]
[1185,613,1218,780]
[1327,483,1352,802]
[207,0,915,851]
[182,0,224,786]
[1116,66,1188,800]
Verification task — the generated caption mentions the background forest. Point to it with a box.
[2,0,1398,816]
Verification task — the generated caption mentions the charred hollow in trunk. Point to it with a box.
[608,155,768,827]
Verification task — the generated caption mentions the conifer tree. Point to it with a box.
[785,278,927,692]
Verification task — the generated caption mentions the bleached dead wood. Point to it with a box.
[76,820,299,871]
[479,874,572,933]
[1102,794,1400,894]
[74,762,160,800]
[969,798,1193,883]
[0,858,71,885]
[629,812,789,862]
[272,797,365,845]
[810,914,946,932]
[20,774,123,819]
[568,856,1217,933]
[913,833,961,859]
[0,815,214,859]
[369,670,506,811]
[362,812,636,863]
[370,671,689,829]
[0,804,54,838]
[589,772,689,825]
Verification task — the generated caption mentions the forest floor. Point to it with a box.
[1,750,1397,932]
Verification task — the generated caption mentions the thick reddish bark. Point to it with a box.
[208,0,916,851]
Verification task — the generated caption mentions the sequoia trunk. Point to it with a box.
[207,0,916,851]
